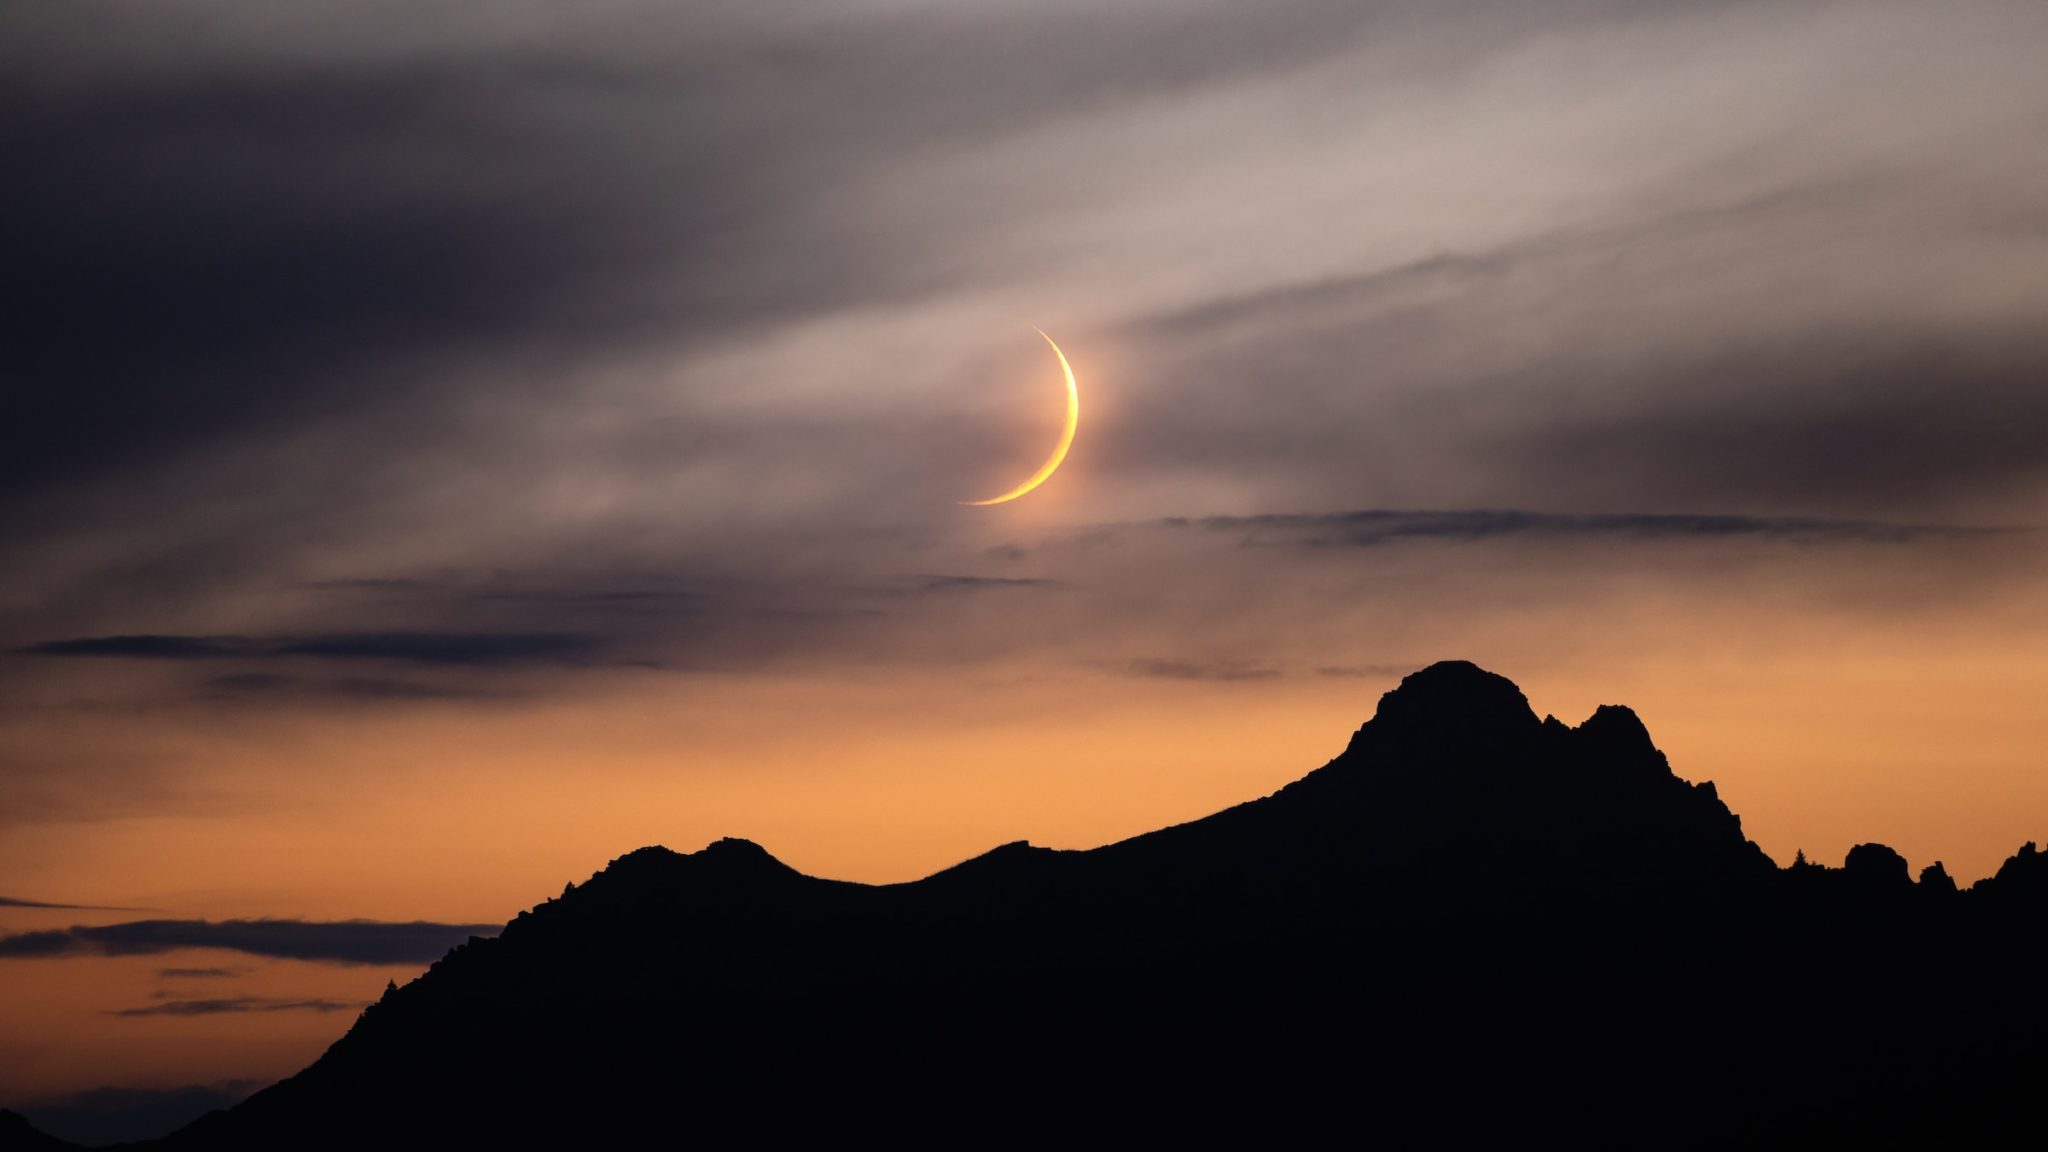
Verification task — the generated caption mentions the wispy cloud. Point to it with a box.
[0,894,135,911]
[900,574,1060,595]
[112,996,362,1017]
[25,631,605,666]
[25,636,251,659]
[0,918,498,965]
[199,673,501,703]
[1165,509,2006,549]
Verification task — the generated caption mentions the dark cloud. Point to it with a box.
[306,573,735,623]
[1166,509,2003,549]
[0,918,498,965]
[0,895,125,910]
[272,632,602,665]
[462,589,701,611]
[112,996,361,1018]
[25,636,252,660]
[1493,337,2048,516]
[11,565,1073,711]
[900,575,1060,595]
[199,673,500,704]
[156,967,247,980]
[1117,658,1284,683]
[26,631,605,667]
[19,1082,261,1147]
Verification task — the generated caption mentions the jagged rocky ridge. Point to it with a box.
[97,662,2048,1145]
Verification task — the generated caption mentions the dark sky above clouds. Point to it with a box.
[4,0,2048,1111]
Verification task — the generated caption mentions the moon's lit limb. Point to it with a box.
[962,329,1080,506]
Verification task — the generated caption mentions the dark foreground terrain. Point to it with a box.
[13,662,2046,1146]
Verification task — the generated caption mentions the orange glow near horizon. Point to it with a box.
[8,550,2048,1106]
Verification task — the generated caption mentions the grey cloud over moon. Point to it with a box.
[7,2,2044,535]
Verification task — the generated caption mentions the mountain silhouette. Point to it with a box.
[37,662,2048,1146]
[1,1110,78,1151]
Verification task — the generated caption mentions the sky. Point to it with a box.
[6,0,2048,1136]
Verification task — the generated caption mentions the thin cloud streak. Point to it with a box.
[900,575,1061,595]
[26,632,606,666]
[0,895,141,911]
[1163,509,2013,548]
[111,996,362,1018]
[0,918,499,965]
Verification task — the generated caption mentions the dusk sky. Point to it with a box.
[7,0,2048,1125]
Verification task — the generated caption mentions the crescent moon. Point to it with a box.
[962,329,1080,506]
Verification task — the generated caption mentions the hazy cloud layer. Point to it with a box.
[4,503,2006,724]
[0,919,499,965]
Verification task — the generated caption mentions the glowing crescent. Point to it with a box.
[962,329,1080,506]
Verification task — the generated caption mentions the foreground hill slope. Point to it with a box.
[131,662,2044,1145]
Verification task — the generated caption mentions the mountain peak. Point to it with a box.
[92,661,2048,1146]
[590,838,802,900]
[699,836,777,862]
[1576,703,1657,754]
[1357,660,1540,750]
[684,837,800,883]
